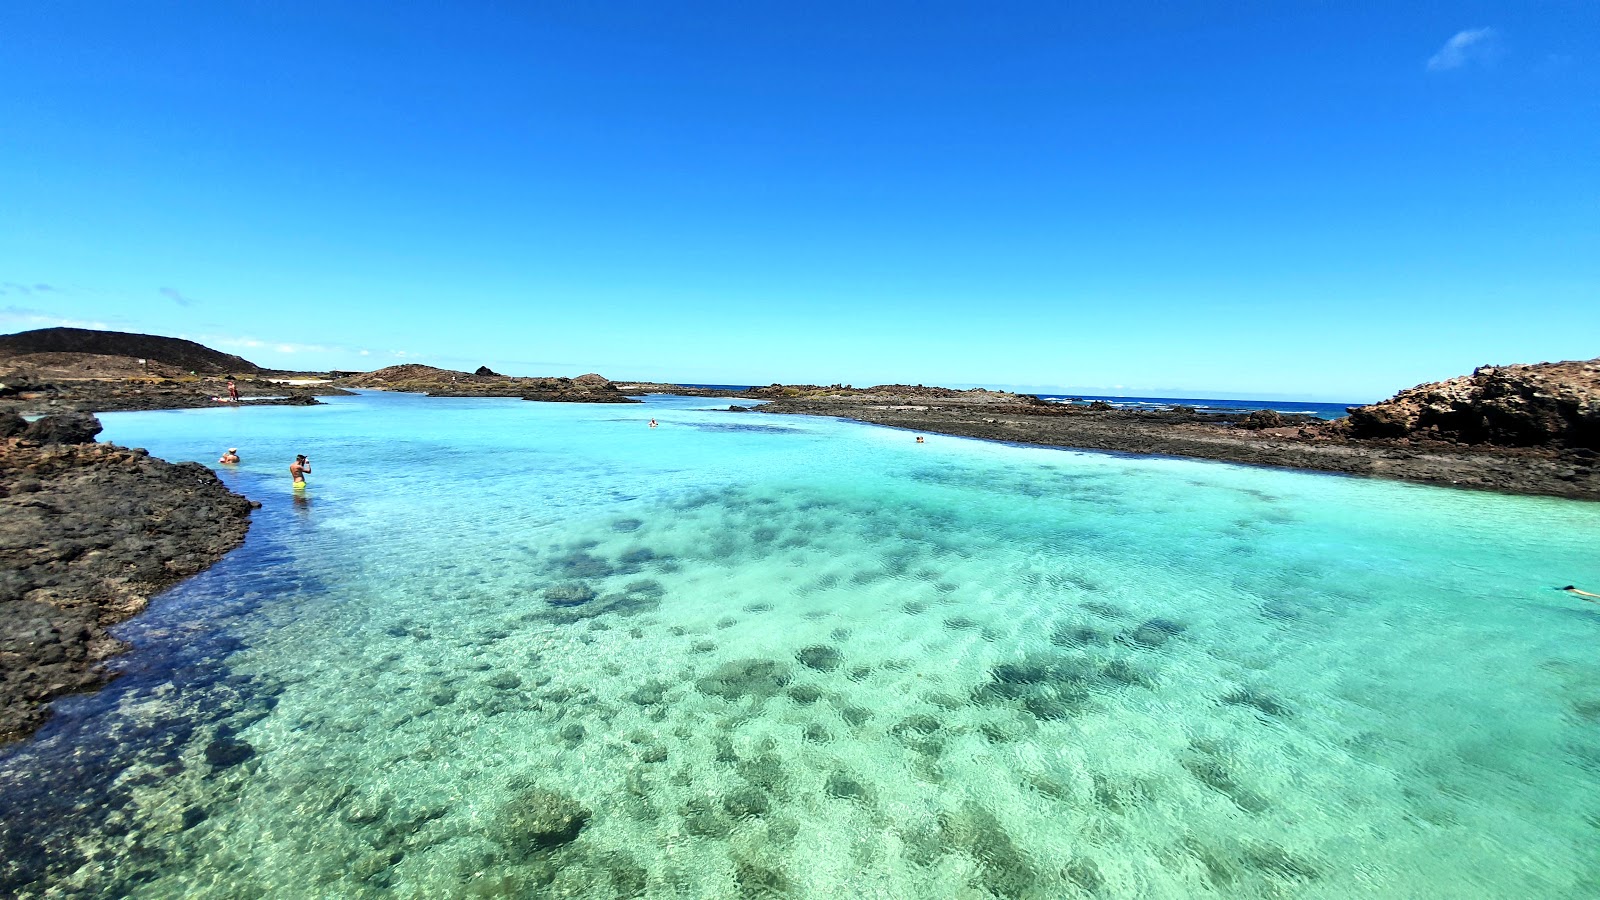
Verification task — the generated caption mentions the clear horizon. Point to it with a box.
[3,3,1595,402]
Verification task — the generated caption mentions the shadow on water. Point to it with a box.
[0,500,321,895]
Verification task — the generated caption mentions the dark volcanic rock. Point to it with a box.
[0,327,262,374]
[22,413,102,445]
[1343,359,1600,449]
[1240,410,1284,430]
[0,411,24,438]
[0,426,254,744]
[474,365,503,377]
[342,364,640,403]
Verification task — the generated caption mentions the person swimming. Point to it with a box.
[219,448,240,464]
[649,419,658,428]
[1561,585,1599,603]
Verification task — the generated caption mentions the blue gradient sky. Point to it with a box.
[3,2,1596,401]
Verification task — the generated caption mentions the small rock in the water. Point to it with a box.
[486,672,522,690]
[495,787,591,853]
[825,771,870,801]
[796,645,843,672]
[544,583,597,606]
[204,737,255,768]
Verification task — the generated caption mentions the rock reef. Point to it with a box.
[340,364,639,403]
[0,413,254,744]
[751,361,1600,500]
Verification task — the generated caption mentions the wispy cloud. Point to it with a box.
[200,333,357,357]
[160,287,198,307]
[0,305,111,331]
[1428,27,1498,72]
[1,282,58,297]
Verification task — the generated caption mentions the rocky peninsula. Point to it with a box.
[745,362,1600,501]
[0,413,255,744]
[339,364,640,402]
[0,327,348,415]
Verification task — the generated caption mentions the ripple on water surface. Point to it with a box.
[3,392,1599,898]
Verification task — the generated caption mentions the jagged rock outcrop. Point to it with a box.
[0,420,254,743]
[21,413,102,446]
[1343,359,1600,448]
[474,365,503,377]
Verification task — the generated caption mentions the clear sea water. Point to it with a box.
[3,390,1599,898]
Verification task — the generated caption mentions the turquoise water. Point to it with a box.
[4,390,1600,898]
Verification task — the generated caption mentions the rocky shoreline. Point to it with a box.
[0,375,348,416]
[0,413,255,744]
[745,364,1600,501]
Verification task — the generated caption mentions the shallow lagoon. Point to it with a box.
[3,391,1599,898]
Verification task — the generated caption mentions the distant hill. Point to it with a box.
[0,328,261,374]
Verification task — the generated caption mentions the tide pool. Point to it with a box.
[3,390,1599,898]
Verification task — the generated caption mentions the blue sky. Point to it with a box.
[2,2,1595,401]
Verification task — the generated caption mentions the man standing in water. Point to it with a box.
[290,454,311,488]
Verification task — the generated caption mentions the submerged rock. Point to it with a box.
[695,659,792,701]
[543,583,597,607]
[495,787,590,854]
[795,644,843,672]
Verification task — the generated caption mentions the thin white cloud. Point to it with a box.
[1428,27,1497,72]
[0,306,110,331]
[201,334,344,356]
[160,287,198,307]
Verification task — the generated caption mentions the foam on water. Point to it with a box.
[3,391,1599,898]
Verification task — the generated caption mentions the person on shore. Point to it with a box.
[290,454,311,488]
[649,419,658,428]
[219,448,240,464]
[1562,585,1599,603]
[226,379,239,402]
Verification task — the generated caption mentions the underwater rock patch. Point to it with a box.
[494,787,590,855]
[1181,751,1269,814]
[617,547,657,568]
[940,802,1041,899]
[1050,624,1109,647]
[795,644,843,672]
[695,659,793,702]
[1124,617,1187,648]
[839,705,873,727]
[1222,686,1293,718]
[486,672,521,690]
[825,771,871,801]
[554,551,615,578]
[543,583,597,607]
[203,737,254,769]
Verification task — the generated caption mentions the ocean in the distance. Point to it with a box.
[2,390,1598,898]
[681,386,1360,420]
